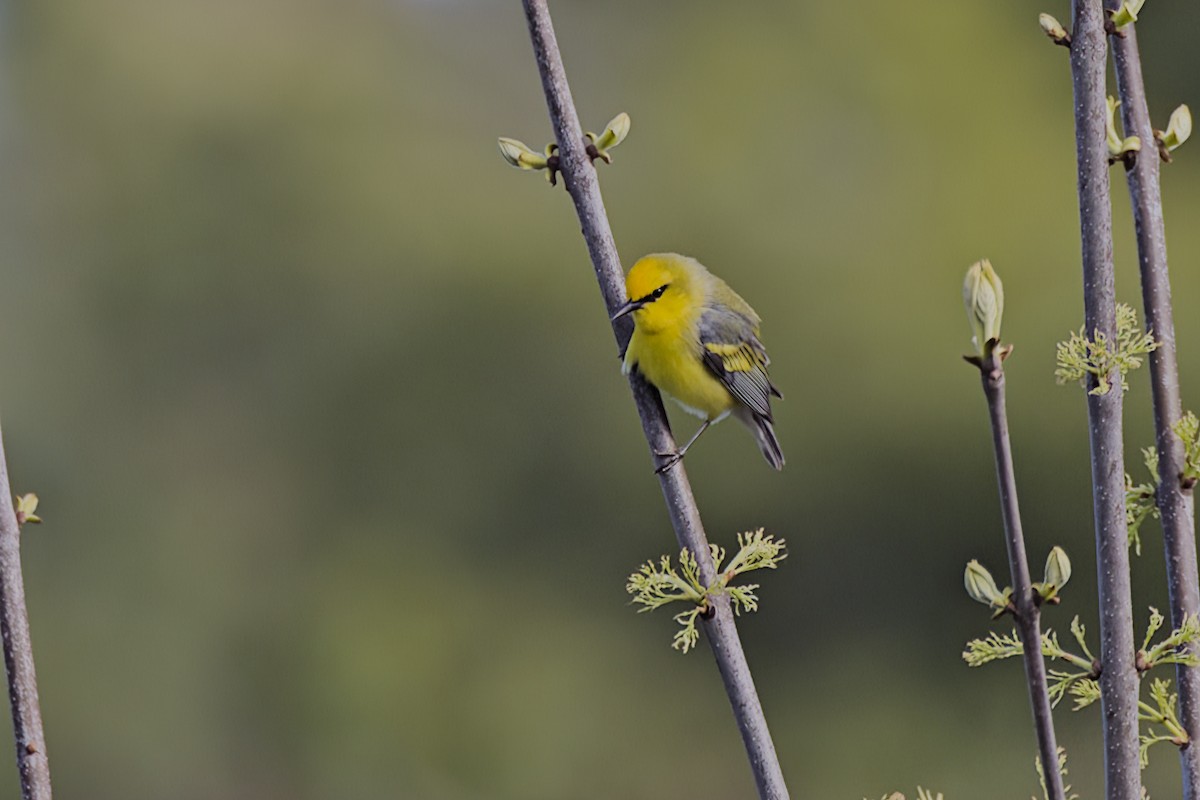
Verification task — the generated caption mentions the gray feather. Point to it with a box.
[697,303,782,423]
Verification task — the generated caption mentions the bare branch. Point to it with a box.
[1067,1,1142,797]
[0,424,52,800]
[1106,9,1200,796]
[517,2,790,797]
[971,351,1066,800]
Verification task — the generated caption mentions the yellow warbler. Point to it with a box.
[613,253,784,472]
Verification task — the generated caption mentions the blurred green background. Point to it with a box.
[1,1,1199,797]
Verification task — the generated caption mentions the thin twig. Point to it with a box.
[1106,13,1200,797]
[518,2,790,797]
[974,352,1066,800]
[0,424,52,800]
[1068,2,1142,797]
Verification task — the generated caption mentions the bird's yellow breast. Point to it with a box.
[624,323,736,421]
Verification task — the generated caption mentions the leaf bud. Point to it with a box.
[1110,0,1146,29]
[585,112,631,165]
[963,259,1004,355]
[1042,546,1072,598]
[1159,104,1192,154]
[1038,13,1071,46]
[14,493,41,526]
[965,560,1006,608]
[1106,96,1142,160]
[592,112,630,153]
[497,137,549,171]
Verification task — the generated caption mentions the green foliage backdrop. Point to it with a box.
[0,1,1199,797]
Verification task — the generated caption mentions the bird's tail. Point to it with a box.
[736,408,785,470]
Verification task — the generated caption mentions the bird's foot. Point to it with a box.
[653,450,683,474]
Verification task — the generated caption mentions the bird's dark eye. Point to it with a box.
[634,283,670,305]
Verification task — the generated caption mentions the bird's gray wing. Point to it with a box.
[697,304,782,422]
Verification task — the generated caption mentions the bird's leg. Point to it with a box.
[654,420,712,474]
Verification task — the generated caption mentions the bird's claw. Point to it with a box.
[654,450,683,474]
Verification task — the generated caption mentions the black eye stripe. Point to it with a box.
[640,283,670,303]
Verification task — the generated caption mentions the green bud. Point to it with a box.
[1105,97,1122,154]
[1110,0,1146,28]
[964,560,1005,608]
[14,493,41,526]
[1106,96,1142,160]
[1038,13,1071,45]
[1042,546,1072,597]
[497,137,550,171]
[963,259,1004,355]
[585,112,631,165]
[1159,104,1192,153]
[591,112,631,153]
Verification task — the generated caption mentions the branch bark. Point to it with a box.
[1105,15,1200,797]
[0,425,52,800]
[518,2,789,797]
[974,352,1066,800]
[1068,2,1142,797]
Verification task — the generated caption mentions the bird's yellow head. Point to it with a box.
[612,253,707,333]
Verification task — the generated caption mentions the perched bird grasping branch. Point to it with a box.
[613,253,784,472]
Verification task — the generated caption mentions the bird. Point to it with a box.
[611,252,784,472]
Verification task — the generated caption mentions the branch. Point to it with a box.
[0,424,52,800]
[1067,1,1142,797]
[972,350,1066,800]
[1105,10,1200,796]
[517,2,790,797]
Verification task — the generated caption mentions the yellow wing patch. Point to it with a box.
[703,342,765,374]
[701,341,779,421]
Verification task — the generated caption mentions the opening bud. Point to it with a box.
[1038,13,1071,46]
[1106,96,1141,161]
[1041,546,1071,600]
[497,137,550,171]
[1110,0,1146,28]
[1158,104,1192,155]
[14,493,41,526]
[589,112,631,155]
[963,259,1004,355]
[964,560,1006,608]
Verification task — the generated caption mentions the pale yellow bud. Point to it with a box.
[963,259,1004,355]
[584,113,632,165]
[14,493,41,525]
[1106,96,1141,159]
[1043,546,1072,593]
[1110,0,1146,28]
[593,113,631,152]
[964,560,1005,608]
[497,137,549,171]
[1038,13,1071,45]
[1161,104,1192,153]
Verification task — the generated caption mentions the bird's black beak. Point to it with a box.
[610,299,644,321]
